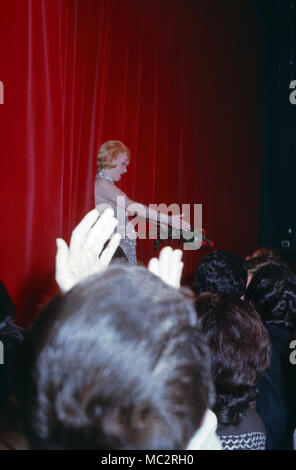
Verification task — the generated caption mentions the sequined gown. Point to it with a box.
[95,176,137,264]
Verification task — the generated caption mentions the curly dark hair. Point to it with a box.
[14,263,213,450]
[193,250,247,298]
[246,263,296,328]
[195,292,271,427]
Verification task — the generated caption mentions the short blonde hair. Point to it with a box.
[97,140,131,172]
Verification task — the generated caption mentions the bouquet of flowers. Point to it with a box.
[152,225,215,251]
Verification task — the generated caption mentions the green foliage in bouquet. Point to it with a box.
[153,226,215,251]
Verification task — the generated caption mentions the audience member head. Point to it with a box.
[245,246,280,261]
[193,250,247,298]
[195,292,271,427]
[97,140,130,172]
[0,281,24,412]
[14,263,213,450]
[246,263,296,329]
[246,255,285,288]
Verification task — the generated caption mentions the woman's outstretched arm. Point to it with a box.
[95,179,190,231]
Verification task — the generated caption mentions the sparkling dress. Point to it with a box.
[95,175,137,264]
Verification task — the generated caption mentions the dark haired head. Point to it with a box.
[0,281,24,412]
[14,263,213,450]
[246,263,296,328]
[194,250,247,298]
[195,293,271,427]
[246,256,286,288]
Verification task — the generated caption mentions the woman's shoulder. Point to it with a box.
[95,177,124,192]
[95,177,127,199]
[95,178,129,211]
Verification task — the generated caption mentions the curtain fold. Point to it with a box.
[0,0,262,327]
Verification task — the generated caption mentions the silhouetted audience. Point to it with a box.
[246,263,296,449]
[195,292,271,450]
[1,206,295,452]
[8,264,218,450]
[0,281,24,412]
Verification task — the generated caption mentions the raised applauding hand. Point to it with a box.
[55,207,184,293]
[55,208,121,293]
[148,246,184,289]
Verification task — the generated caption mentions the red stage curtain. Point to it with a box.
[0,0,261,327]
